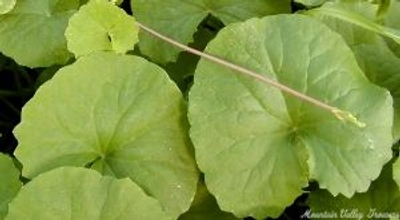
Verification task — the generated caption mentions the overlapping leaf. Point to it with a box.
[179,179,239,220]
[14,52,199,218]
[308,161,400,219]
[304,2,400,141]
[0,153,21,220]
[303,2,379,48]
[304,2,400,45]
[130,0,291,64]
[65,1,138,57]
[189,14,393,219]
[0,0,84,67]
[385,1,400,57]
[355,39,400,143]
[5,167,170,220]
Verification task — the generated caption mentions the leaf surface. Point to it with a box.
[305,2,400,45]
[0,0,82,67]
[308,161,400,220]
[179,179,239,220]
[0,0,16,14]
[188,14,393,219]
[303,2,379,47]
[5,167,170,220]
[66,1,138,57]
[385,1,400,57]
[355,38,400,142]
[294,0,329,7]
[304,2,400,141]
[14,52,198,218]
[0,153,21,220]
[130,0,291,64]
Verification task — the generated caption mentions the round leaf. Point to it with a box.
[0,0,81,67]
[188,14,393,219]
[0,0,16,14]
[131,0,291,64]
[66,1,138,57]
[5,167,170,220]
[14,52,199,218]
[0,153,21,219]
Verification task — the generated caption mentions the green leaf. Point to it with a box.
[130,0,291,64]
[188,14,393,219]
[385,1,400,57]
[109,0,123,6]
[354,38,400,142]
[14,52,199,218]
[0,0,82,67]
[164,22,217,92]
[0,153,21,220]
[0,0,16,14]
[5,167,170,220]
[302,1,380,46]
[308,161,400,220]
[179,178,239,220]
[294,0,329,7]
[376,0,391,22]
[304,2,400,45]
[65,1,138,57]
[304,2,400,141]
[386,1,400,28]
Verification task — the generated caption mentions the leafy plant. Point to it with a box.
[1,0,400,219]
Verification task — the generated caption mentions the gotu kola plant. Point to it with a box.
[0,0,399,219]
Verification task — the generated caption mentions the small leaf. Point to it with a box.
[5,167,170,220]
[0,0,16,14]
[130,0,291,64]
[0,0,82,67]
[0,153,21,220]
[66,1,138,57]
[14,52,199,218]
[188,14,393,219]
